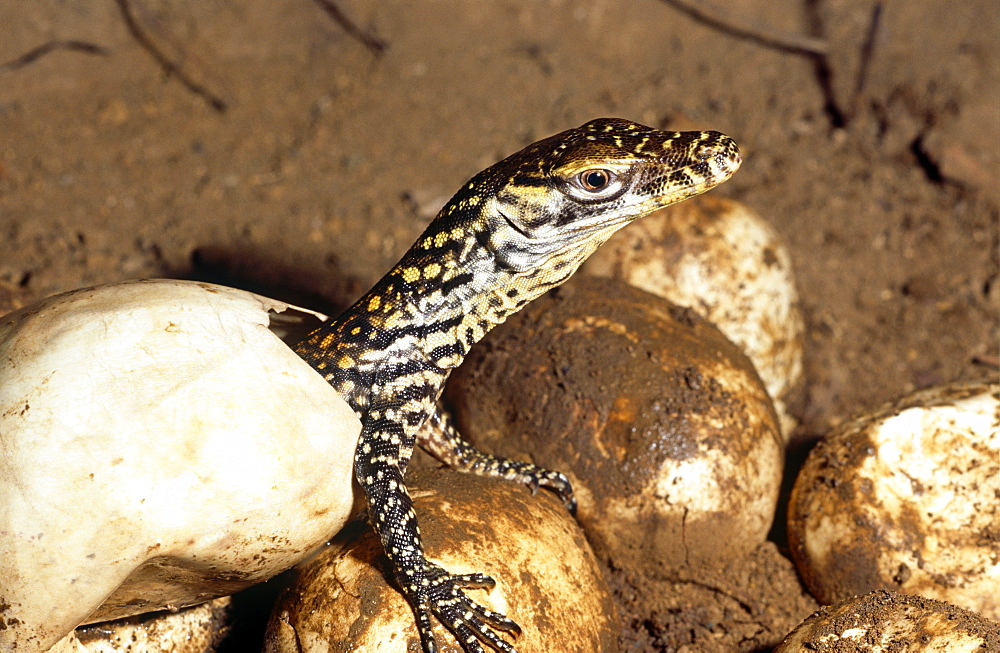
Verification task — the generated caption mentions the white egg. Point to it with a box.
[788,380,999,618]
[0,279,361,652]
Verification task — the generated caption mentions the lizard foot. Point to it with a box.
[409,563,521,653]
[523,468,576,515]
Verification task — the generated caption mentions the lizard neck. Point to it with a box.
[291,198,527,410]
[357,183,608,368]
[330,202,546,368]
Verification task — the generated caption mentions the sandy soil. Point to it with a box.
[1,1,996,651]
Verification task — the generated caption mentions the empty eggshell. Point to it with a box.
[583,195,804,438]
[788,380,1000,618]
[0,279,362,652]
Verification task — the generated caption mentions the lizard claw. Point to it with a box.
[532,469,577,516]
[409,564,521,653]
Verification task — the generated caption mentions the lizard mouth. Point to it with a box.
[497,207,532,239]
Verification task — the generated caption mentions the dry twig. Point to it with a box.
[659,0,829,56]
[849,2,883,117]
[1,41,109,71]
[662,0,885,128]
[114,0,229,112]
[310,0,388,56]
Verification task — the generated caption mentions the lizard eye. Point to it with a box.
[561,167,628,202]
[577,168,614,191]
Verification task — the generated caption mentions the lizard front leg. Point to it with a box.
[418,403,576,514]
[357,395,521,652]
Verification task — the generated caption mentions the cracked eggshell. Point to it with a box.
[265,469,618,653]
[446,276,783,572]
[774,590,1000,652]
[788,380,1000,618]
[0,279,362,652]
[582,195,804,439]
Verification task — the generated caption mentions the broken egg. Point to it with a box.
[0,279,362,651]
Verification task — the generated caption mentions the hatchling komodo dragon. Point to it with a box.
[292,117,742,652]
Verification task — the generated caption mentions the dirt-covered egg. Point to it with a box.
[265,468,618,652]
[56,597,232,653]
[774,589,1000,652]
[582,195,804,438]
[0,279,362,652]
[446,276,783,573]
[788,380,999,618]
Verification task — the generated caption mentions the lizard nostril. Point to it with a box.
[695,143,725,161]
[694,140,742,175]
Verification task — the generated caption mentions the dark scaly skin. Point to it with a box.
[418,404,577,513]
[293,118,741,652]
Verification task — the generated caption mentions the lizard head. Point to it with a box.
[463,117,741,279]
[372,118,741,346]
